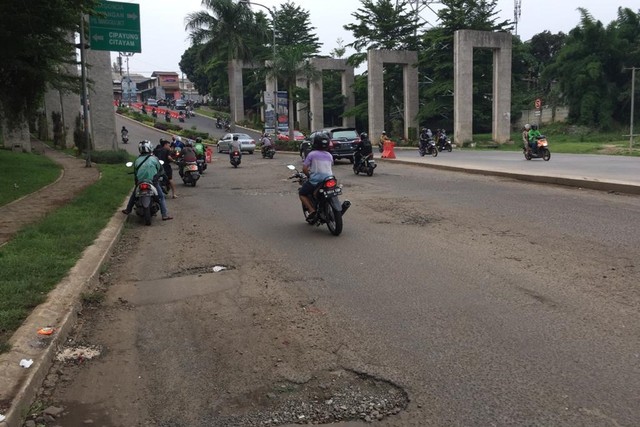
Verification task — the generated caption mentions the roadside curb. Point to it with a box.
[0,203,128,427]
[380,158,640,195]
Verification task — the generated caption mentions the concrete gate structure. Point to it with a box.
[228,59,260,125]
[453,30,512,145]
[308,58,355,131]
[367,49,419,142]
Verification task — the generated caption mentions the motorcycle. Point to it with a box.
[178,160,200,186]
[125,161,161,226]
[353,153,376,176]
[121,133,129,144]
[261,145,276,159]
[286,165,351,236]
[418,137,438,157]
[230,150,241,168]
[165,112,171,123]
[224,120,231,132]
[299,141,311,160]
[178,113,185,123]
[196,156,207,174]
[215,118,223,129]
[524,136,551,161]
[437,135,453,152]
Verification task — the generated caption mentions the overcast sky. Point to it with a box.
[110,0,639,76]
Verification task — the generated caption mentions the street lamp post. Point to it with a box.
[239,0,278,132]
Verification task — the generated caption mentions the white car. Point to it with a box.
[146,98,158,107]
[217,133,256,154]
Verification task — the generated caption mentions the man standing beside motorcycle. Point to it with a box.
[354,132,372,168]
[122,141,172,220]
[156,139,178,199]
[299,134,334,224]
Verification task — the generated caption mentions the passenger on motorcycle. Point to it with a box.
[419,127,432,150]
[528,123,542,152]
[299,134,334,224]
[156,139,178,199]
[178,139,197,177]
[171,136,184,151]
[522,124,531,151]
[122,141,172,220]
[354,132,372,167]
[261,132,273,155]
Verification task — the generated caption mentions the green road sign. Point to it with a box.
[89,1,141,53]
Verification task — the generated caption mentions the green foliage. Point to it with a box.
[0,164,132,353]
[180,129,210,141]
[73,113,89,154]
[0,149,61,206]
[274,2,321,56]
[0,0,99,127]
[90,149,131,164]
[51,111,65,147]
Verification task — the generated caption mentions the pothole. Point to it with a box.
[167,265,236,278]
[216,368,408,426]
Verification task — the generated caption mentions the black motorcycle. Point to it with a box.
[125,161,161,226]
[261,146,276,159]
[287,165,350,236]
[215,118,223,129]
[165,112,171,123]
[121,133,129,144]
[437,135,453,152]
[418,138,438,157]
[196,156,207,174]
[230,150,241,168]
[353,153,376,176]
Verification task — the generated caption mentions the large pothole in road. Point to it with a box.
[215,368,408,426]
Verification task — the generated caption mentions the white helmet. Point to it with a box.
[138,140,152,154]
[524,123,531,130]
[174,136,182,142]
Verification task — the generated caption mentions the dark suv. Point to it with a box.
[306,127,360,162]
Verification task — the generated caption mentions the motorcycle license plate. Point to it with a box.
[324,188,342,196]
[186,165,198,171]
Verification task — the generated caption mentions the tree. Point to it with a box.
[179,44,212,95]
[274,2,322,56]
[0,0,99,129]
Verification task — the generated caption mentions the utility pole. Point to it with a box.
[623,67,639,151]
[79,15,92,167]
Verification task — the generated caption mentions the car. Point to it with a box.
[276,130,306,142]
[308,127,360,162]
[146,98,158,107]
[175,99,187,110]
[217,133,256,154]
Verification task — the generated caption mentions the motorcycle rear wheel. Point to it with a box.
[143,206,152,226]
[325,203,343,236]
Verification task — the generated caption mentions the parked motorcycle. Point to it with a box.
[125,161,161,226]
[179,160,200,186]
[230,150,241,168]
[353,153,376,176]
[287,165,351,236]
[261,145,276,159]
[418,138,438,157]
[524,136,551,161]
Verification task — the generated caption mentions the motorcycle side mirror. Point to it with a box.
[159,160,165,165]
[125,162,133,167]
[287,165,296,170]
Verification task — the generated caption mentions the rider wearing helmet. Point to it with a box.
[300,133,334,223]
[229,134,242,160]
[261,132,273,156]
[122,141,172,220]
[178,139,197,177]
[354,131,372,168]
[522,124,531,151]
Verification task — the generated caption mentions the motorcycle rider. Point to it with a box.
[300,134,334,224]
[437,129,448,150]
[178,139,197,177]
[120,126,129,142]
[156,139,178,198]
[122,141,172,220]
[229,134,242,160]
[194,137,207,172]
[419,127,432,151]
[354,132,372,168]
[522,124,531,152]
[528,123,542,153]
[261,132,273,156]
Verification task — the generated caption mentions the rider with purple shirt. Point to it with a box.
[299,134,334,223]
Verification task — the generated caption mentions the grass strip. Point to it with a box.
[0,149,61,206]
[0,163,132,353]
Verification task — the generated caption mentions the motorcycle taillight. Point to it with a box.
[139,183,151,191]
[324,179,337,189]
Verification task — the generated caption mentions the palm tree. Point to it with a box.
[267,45,320,143]
[185,0,268,62]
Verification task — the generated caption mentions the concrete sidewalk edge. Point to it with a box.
[0,205,127,427]
[382,158,640,195]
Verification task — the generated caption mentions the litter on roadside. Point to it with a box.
[56,345,101,362]
[19,359,34,368]
[0,413,6,421]
[212,266,227,272]
[37,326,55,335]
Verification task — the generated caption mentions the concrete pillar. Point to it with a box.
[86,49,117,151]
[229,60,244,124]
[367,49,418,140]
[342,69,356,128]
[454,30,512,145]
[1,120,31,152]
[309,72,324,131]
[44,88,81,149]
[308,58,355,131]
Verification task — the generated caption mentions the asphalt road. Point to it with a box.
[43,116,640,426]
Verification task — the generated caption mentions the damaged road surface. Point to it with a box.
[30,158,640,426]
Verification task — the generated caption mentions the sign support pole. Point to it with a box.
[80,15,92,167]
